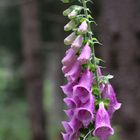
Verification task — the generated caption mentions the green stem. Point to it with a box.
[81,0,101,98]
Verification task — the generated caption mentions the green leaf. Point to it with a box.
[92,85,100,96]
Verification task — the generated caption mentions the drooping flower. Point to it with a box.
[61,48,78,75]
[102,84,122,117]
[64,32,77,45]
[65,60,81,82]
[71,35,83,52]
[78,43,91,64]
[62,117,81,134]
[62,117,81,140]
[62,48,77,66]
[64,109,74,119]
[75,94,94,127]
[93,102,114,140]
[78,20,88,34]
[73,68,93,103]
[64,97,77,109]
[61,80,77,97]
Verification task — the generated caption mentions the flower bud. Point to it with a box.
[61,0,73,3]
[64,32,77,45]
[63,8,72,16]
[78,43,91,64]
[64,20,76,31]
[71,35,83,52]
[68,10,77,19]
[78,20,88,34]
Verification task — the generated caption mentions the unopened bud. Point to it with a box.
[64,20,76,31]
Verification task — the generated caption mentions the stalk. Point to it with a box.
[81,0,101,98]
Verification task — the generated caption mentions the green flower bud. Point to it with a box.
[61,0,73,3]
[63,8,72,16]
[64,32,76,45]
[68,10,77,19]
[64,20,76,31]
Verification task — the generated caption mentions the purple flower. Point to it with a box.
[93,102,114,140]
[78,20,88,34]
[61,133,69,140]
[102,84,122,117]
[64,109,74,119]
[61,132,80,140]
[75,94,94,127]
[71,35,83,52]
[61,81,77,97]
[62,48,77,67]
[65,60,81,82]
[64,97,77,109]
[62,117,81,140]
[64,32,77,45]
[78,43,91,64]
[73,68,93,103]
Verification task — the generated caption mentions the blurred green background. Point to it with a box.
[0,0,140,140]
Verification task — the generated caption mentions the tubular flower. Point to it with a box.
[93,102,114,140]
[102,84,122,117]
[62,48,77,66]
[78,43,91,64]
[75,94,94,127]
[64,32,77,45]
[65,60,82,82]
[71,35,83,52]
[73,68,93,103]
[61,0,121,140]
[78,20,88,34]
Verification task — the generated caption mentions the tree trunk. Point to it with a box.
[20,0,47,140]
[100,0,140,140]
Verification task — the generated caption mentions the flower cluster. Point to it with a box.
[61,0,121,140]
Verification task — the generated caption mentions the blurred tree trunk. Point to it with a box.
[100,0,140,140]
[20,0,47,140]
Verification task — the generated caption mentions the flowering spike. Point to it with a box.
[61,0,121,140]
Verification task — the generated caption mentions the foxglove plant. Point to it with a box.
[61,0,121,140]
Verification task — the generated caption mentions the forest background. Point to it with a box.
[0,0,140,140]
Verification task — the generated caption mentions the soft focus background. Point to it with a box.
[0,0,139,140]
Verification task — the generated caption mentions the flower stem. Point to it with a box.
[81,0,101,98]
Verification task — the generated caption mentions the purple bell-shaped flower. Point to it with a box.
[102,84,122,117]
[71,35,83,52]
[78,20,88,34]
[61,80,77,97]
[93,102,114,140]
[73,68,93,103]
[78,43,91,64]
[65,60,81,82]
[75,94,94,127]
